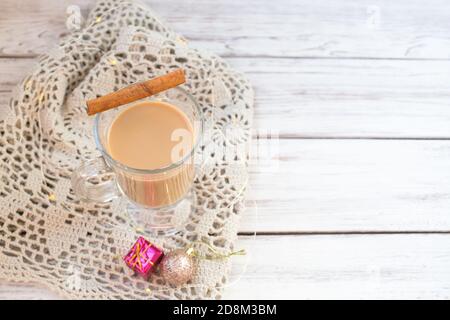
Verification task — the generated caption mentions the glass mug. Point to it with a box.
[72,87,203,235]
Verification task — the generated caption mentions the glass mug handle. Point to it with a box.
[71,157,120,203]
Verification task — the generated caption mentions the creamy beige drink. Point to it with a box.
[107,101,194,208]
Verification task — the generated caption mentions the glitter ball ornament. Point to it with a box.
[159,249,196,286]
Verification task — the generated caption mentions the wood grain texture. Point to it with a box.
[2,234,450,299]
[2,58,450,138]
[1,0,450,58]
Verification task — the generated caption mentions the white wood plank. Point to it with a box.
[244,139,450,232]
[232,58,450,138]
[2,234,450,299]
[3,58,450,138]
[3,75,450,232]
[0,113,445,233]
[1,0,450,58]
[224,234,450,299]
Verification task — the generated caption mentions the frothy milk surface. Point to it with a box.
[107,101,193,170]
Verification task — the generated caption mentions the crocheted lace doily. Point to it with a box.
[0,0,253,299]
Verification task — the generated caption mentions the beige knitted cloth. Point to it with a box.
[0,0,253,299]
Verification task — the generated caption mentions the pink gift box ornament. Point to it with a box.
[124,236,164,277]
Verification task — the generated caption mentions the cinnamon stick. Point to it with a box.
[86,69,186,116]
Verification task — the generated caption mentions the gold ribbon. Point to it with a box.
[129,242,154,270]
[187,241,246,261]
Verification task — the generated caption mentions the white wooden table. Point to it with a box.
[1,0,450,299]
